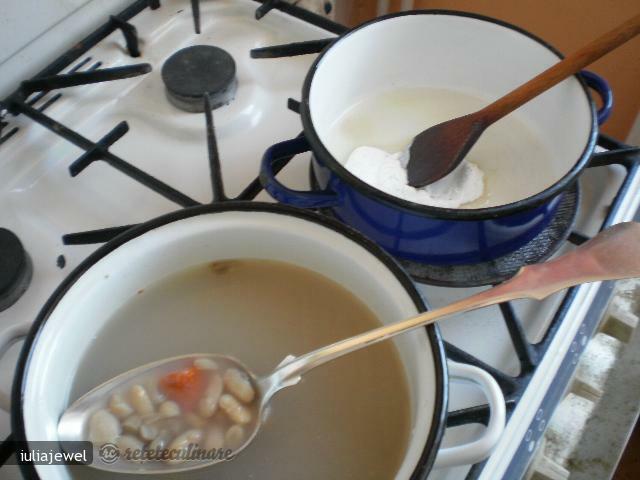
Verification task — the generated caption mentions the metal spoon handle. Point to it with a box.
[265,222,640,394]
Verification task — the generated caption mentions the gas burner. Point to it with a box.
[400,184,580,287]
[161,45,237,113]
[309,167,579,287]
[0,228,32,311]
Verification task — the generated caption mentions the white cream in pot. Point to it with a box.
[324,86,567,209]
[344,145,484,208]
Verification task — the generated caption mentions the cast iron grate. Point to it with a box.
[399,185,579,286]
[1,2,639,480]
[309,168,580,287]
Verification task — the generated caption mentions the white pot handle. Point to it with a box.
[434,361,506,468]
[0,323,30,412]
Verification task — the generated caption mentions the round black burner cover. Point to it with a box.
[161,45,237,112]
[0,228,32,311]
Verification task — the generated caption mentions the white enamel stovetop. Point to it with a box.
[1,1,639,479]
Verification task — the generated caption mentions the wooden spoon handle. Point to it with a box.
[482,13,640,124]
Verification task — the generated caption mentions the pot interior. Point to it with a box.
[22,210,439,479]
[308,12,593,207]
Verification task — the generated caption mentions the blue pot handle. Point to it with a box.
[580,70,613,125]
[260,136,341,208]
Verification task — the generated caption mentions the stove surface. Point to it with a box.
[1,1,639,479]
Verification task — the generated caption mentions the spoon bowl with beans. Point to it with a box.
[58,354,261,473]
[59,222,640,474]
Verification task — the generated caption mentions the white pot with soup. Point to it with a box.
[5,204,504,479]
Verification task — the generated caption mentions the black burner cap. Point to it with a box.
[161,45,237,112]
[0,228,32,311]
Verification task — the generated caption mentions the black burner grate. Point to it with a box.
[310,167,580,287]
[400,184,579,286]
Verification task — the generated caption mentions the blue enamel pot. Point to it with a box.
[261,11,612,265]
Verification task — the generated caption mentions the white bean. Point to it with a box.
[148,430,171,452]
[184,412,206,429]
[129,385,155,416]
[197,374,223,418]
[139,423,159,442]
[223,369,255,403]
[144,379,166,405]
[206,373,224,399]
[89,409,121,445]
[117,435,144,459]
[158,400,180,418]
[197,396,218,419]
[224,425,245,450]
[204,426,225,450]
[219,394,252,425]
[159,417,186,436]
[194,358,219,371]
[166,429,203,465]
[122,414,142,434]
[140,413,162,424]
[108,393,134,420]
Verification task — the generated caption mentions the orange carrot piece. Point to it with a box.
[159,366,206,411]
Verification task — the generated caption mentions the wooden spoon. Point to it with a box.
[407,13,640,188]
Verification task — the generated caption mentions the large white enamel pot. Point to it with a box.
[1,203,504,478]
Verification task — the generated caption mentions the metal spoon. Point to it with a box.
[406,14,640,188]
[59,222,640,474]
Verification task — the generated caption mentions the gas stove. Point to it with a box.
[1,1,639,479]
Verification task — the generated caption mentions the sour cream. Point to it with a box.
[345,146,484,208]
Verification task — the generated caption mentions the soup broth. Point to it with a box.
[69,259,412,479]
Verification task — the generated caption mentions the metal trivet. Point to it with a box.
[309,166,579,287]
